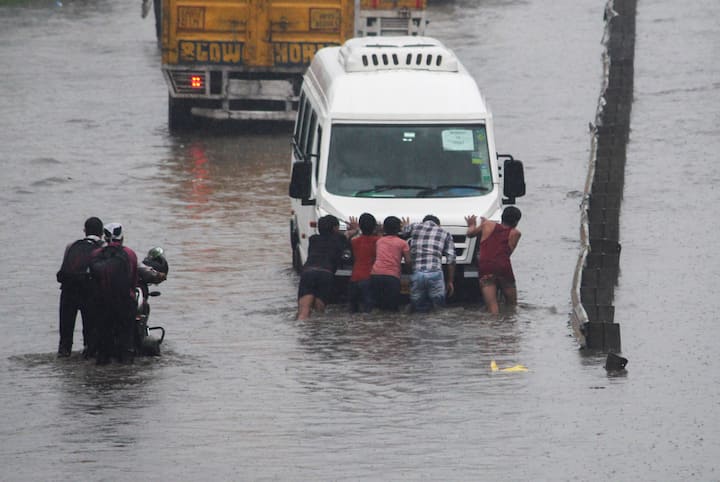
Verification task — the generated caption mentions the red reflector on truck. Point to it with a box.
[168,71,206,94]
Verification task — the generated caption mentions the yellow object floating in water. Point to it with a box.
[490,360,528,372]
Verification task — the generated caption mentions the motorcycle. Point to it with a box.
[134,247,168,356]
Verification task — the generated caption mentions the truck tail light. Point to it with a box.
[190,75,203,89]
[169,71,206,94]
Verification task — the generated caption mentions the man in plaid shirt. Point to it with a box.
[401,215,456,312]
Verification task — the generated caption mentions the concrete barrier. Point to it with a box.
[570,0,636,352]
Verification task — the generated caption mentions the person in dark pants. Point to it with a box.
[90,223,139,365]
[370,216,412,311]
[401,215,456,312]
[56,217,105,358]
[296,215,356,320]
[348,213,379,313]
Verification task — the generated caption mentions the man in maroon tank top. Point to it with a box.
[465,207,522,314]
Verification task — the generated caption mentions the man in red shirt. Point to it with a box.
[465,207,522,314]
[348,213,380,313]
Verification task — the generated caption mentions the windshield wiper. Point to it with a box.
[418,185,491,196]
[354,184,432,196]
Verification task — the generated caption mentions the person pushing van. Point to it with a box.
[348,213,380,313]
[296,215,358,320]
[465,206,522,314]
[370,216,412,311]
[401,215,456,312]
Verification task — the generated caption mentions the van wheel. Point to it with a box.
[453,278,478,303]
[168,95,195,131]
[292,243,303,274]
[290,223,303,273]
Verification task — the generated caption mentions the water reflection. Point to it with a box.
[120,124,300,334]
[294,307,524,383]
[183,142,212,210]
[5,354,166,456]
[159,124,291,213]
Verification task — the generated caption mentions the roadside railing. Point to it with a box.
[570,0,636,352]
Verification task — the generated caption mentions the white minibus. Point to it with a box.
[289,36,525,296]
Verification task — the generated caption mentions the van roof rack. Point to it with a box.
[338,36,459,73]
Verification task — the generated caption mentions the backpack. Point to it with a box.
[56,238,102,284]
[88,244,132,303]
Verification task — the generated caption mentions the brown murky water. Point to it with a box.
[1,0,719,479]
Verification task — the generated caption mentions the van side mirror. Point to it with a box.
[498,154,526,204]
[289,161,313,199]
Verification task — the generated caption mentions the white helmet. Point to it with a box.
[103,222,124,242]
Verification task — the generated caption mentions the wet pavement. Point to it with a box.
[1,0,719,479]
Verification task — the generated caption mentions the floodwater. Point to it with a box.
[1,0,719,479]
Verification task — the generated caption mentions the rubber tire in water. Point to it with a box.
[292,243,303,274]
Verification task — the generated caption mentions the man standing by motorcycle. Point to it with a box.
[89,223,139,365]
[56,217,105,358]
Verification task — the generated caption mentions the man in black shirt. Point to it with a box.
[56,217,104,357]
[296,215,357,320]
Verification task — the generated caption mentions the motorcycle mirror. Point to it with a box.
[148,247,164,258]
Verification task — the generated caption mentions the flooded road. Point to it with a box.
[2,0,719,479]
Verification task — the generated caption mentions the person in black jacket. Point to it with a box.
[296,215,357,320]
[56,217,104,357]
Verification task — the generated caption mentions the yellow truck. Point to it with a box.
[159,0,427,129]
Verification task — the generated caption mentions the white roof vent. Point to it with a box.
[338,36,459,73]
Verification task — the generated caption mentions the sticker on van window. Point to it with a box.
[403,132,416,142]
[471,149,489,165]
[442,130,474,151]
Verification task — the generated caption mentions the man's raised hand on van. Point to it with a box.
[465,214,486,238]
[465,214,488,227]
[345,216,360,238]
